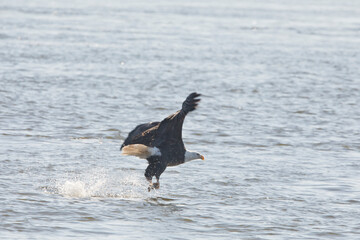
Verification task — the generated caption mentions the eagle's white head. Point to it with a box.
[184,150,205,163]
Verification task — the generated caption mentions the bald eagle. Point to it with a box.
[120,92,204,191]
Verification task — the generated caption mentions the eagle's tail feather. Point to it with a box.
[122,144,161,159]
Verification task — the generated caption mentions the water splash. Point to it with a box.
[58,180,91,198]
[47,168,152,199]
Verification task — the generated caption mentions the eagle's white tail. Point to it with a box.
[121,144,161,159]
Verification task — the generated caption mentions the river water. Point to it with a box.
[1,0,360,239]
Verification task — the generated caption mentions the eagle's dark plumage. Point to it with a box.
[121,92,204,190]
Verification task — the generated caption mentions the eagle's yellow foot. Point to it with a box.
[147,181,160,192]
[153,182,160,189]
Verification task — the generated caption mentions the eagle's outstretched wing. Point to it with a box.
[153,92,201,147]
[121,92,201,152]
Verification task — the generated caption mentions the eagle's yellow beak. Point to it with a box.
[201,155,205,160]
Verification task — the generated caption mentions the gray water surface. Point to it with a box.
[1,0,360,239]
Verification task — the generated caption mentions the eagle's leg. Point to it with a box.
[145,172,154,192]
[147,178,160,191]
[145,161,166,191]
[153,177,160,189]
[147,179,154,192]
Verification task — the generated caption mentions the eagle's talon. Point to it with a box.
[148,182,159,191]
[153,182,160,189]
